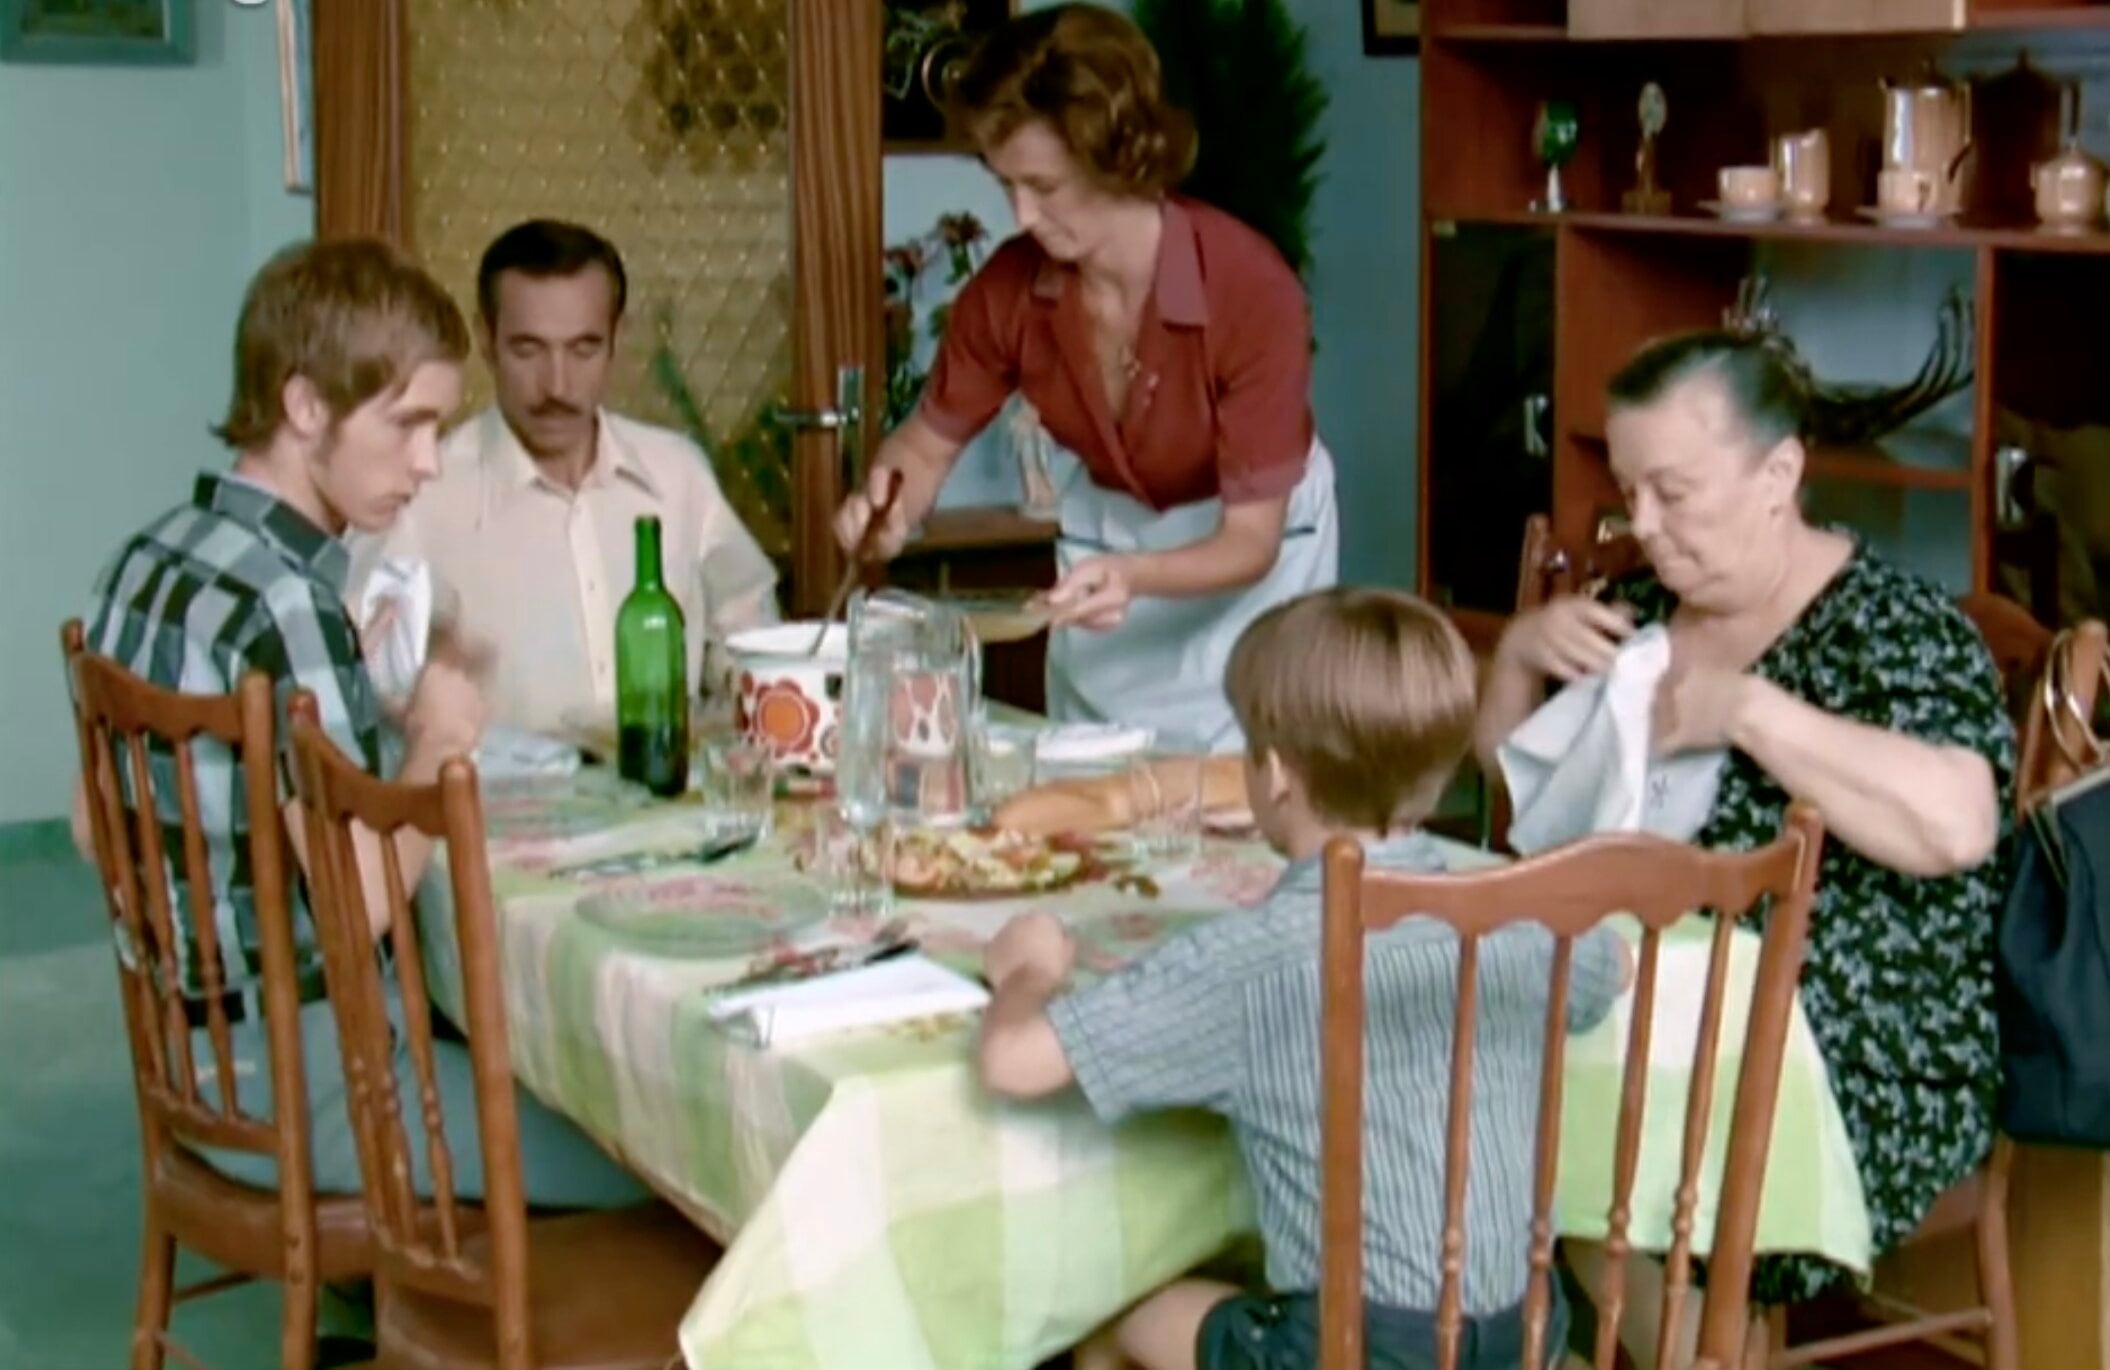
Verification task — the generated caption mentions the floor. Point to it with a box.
[0,823,294,1369]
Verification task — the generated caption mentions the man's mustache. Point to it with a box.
[530,400,584,418]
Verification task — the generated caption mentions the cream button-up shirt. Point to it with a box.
[353,406,780,735]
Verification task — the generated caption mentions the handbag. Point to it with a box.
[1996,629,2110,1147]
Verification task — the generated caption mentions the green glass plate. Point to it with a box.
[577,873,826,960]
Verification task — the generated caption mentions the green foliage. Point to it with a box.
[648,305,794,556]
[1135,0,1330,278]
[884,213,991,429]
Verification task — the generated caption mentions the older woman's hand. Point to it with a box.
[1497,595,1636,682]
[1651,659,1753,755]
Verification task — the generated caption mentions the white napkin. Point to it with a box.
[1497,625,1728,856]
[474,726,582,779]
[353,554,579,779]
[707,954,989,1048]
[356,555,432,704]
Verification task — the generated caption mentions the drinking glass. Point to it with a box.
[969,713,1036,818]
[813,807,893,918]
[696,735,774,838]
[832,649,895,917]
[1128,727,1208,864]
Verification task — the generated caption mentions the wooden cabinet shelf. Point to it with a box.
[1804,448,1975,490]
[1434,209,2110,253]
[1428,6,2110,40]
[1973,5,2110,31]
[1430,21,1571,41]
[1569,429,1974,491]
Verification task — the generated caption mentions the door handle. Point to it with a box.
[774,365,867,488]
[1522,393,1551,458]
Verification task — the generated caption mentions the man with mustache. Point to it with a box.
[356,219,779,736]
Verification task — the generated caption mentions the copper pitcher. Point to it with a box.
[1882,70,1973,215]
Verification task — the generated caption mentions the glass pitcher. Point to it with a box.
[844,589,982,829]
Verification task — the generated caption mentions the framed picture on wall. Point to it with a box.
[276,0,313,193]
[0,0,194,65]
[1362,0,1420,55]
[884,0,1018,150]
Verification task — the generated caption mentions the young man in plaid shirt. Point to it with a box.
[73,239,642,1210]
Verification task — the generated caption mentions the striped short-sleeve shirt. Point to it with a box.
[1046,832,1626,1314]
[85,472,383,1005]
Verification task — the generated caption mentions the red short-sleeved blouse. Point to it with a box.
[916,196,1314,512]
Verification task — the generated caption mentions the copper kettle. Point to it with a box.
[1882,70,1973,214]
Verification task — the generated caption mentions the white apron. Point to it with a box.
[1042,438,1340,752]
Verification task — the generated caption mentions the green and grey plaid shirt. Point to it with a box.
[86,472,383,1008]
[1047,832,1627,1315]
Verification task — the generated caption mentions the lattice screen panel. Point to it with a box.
[408,0,795,553]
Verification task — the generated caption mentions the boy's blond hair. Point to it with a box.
[214,238,469,450]
[1224,588,1477,831]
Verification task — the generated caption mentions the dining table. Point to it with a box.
[417,761,1871,1370]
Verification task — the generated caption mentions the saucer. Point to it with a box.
[1699,199,1782,224]
[1855,205,1951,230]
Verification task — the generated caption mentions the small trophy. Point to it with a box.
[1532,99,1581,213]
[1623,82,1671,215]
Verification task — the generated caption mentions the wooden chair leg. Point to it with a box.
[132,1215,176,1370]
[1739,1306,1785,1370]
[1978,1138,2020,1370]
[281,1262,319,1370]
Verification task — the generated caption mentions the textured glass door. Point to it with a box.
[406,0,882,614]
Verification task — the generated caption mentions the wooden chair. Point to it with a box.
[61,621,373,1370]
[1319,804,1826,1370]
[1450,514,1650,852]
[1752,599,2091,1370]
[285,691,720,1370]
[1514,512,1647,616]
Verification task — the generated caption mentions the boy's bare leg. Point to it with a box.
[1563,1240,1699,1367]
[1085,1278,1240,1370]
[1073,1324,1129,1370]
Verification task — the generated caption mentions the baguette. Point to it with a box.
[994,754,1248,836]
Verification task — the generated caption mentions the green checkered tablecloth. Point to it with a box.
[421,770,1869,1370]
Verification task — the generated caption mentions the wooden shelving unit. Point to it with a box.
[1568,427,1976,489]
[1437,206,2110,251]
[1420,0,2110,634]
[1418,3,2110,1365]
[1434,4,2110,39]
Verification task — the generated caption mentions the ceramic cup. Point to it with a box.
[1877,166,1938,216]
[1773,129,1831,214]
[1718,165,1781,208]
[2033,149,2106,230]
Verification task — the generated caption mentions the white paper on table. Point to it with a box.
[1496,625,1728,856]
[706,954,990,1049]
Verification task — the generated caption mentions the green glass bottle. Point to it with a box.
[615,515,689,797]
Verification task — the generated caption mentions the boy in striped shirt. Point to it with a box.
[978,587,1631,1370]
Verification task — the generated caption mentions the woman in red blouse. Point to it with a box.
[833,3,1339,749]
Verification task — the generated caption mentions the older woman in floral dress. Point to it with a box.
[1476,330,2014,1347]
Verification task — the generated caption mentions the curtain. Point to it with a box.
[314,0,408,244]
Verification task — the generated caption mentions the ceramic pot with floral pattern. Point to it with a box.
[727,623,848,776]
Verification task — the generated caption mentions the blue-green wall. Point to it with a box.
[0,0,1422,822]
[0,0,312,823]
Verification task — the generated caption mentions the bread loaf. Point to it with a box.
[994,755,1248,836]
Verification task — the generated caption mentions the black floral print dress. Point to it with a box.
[1603,538,2014,1304]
